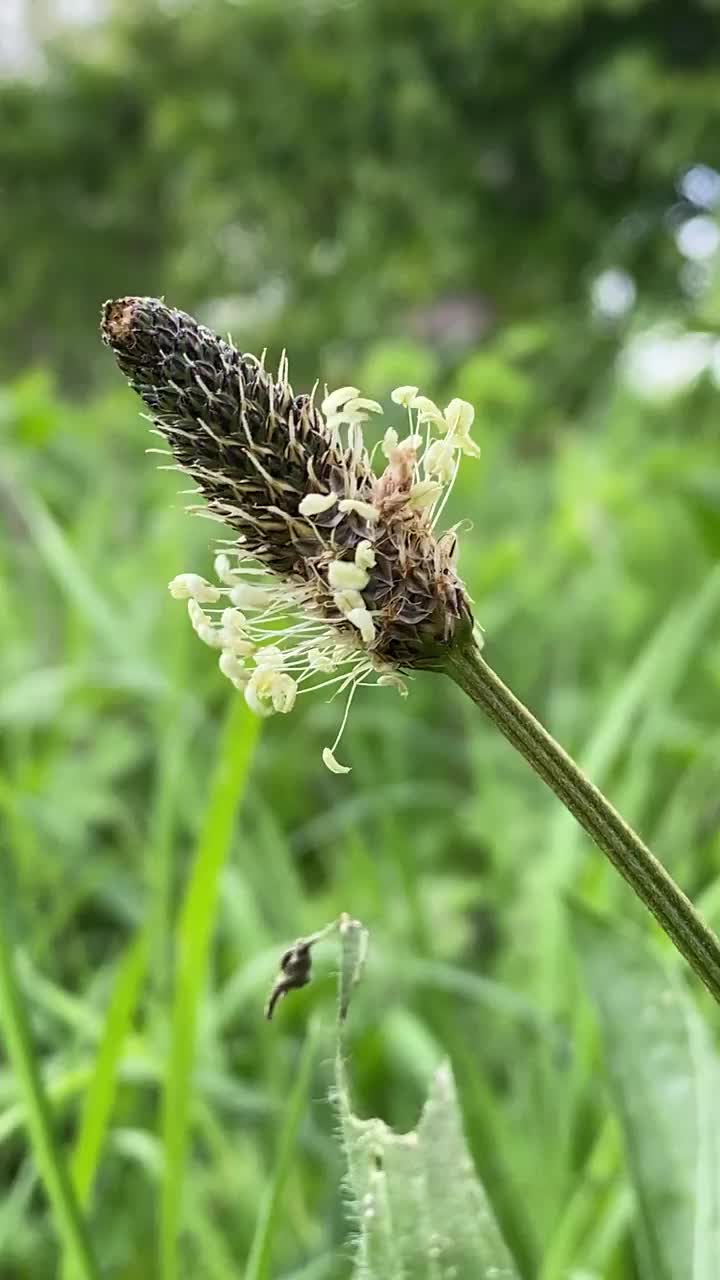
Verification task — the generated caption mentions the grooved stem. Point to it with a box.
[446,643,720,1004]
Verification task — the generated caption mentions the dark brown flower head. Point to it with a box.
[102,297,480,771]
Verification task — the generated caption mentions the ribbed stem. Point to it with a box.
[446,643,720,1004]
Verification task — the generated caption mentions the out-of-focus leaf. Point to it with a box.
[335,919,519,1279]
[573,904,720,1280]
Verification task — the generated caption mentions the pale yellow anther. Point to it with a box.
[322,747,351,774]
[407,480,444,509]
[354,540,376,571]
[443,398,475,436]
[423,439,456,483]
[321,386,361,417]
[219,650,250,689]
[382,427,399,459]
[213,553,241,586]
[169,573,221,603]
[254,645,285,670]
[197,624,224,649]
[230,584,273,609]
[328,560,369,591]
[308,648,337,672]
[333,589,366,616]
[338,498,380,523]
[377,672,409,697]
[412,395,444,424]
[344,396,383,415]
[298,491,337,517]
[346,607,376,645]
[391,385,420,407]
[269,672,297,714]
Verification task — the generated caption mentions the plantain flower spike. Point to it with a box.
[101,297,481,772]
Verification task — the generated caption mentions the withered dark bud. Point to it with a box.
[264,939,314,1021]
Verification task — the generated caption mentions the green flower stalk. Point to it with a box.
[102,296,720,1002]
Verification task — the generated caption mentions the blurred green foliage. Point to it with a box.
[3,0,720,386]
[1,0,720,1276]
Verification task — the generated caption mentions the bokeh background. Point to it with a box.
[1,1,720,1277]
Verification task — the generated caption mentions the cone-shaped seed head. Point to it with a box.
[101,296,473,667]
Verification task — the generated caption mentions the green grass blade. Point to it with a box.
[572,903,720,1280]
[159,695,258,1280]
[0,902,100,1280]
[245,1017,322,1280]
[69,930,148,1206]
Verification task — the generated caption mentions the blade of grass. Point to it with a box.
[69,931,148,1207]
[159,695,258,1280]
[0,900,100,1280]
[572,902,720,1280]
[245,1016,322,1280]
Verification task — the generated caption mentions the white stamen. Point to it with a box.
[346,607,376,645]
[322,747,351,774]
[298,491,337,517]
[391,385,419,407]
[407,480,444,509]
[270,672,297,713]
[308,648,337,672]
[244,679,275,718]
[377,672,409,696]
[382,427,399,458]
[343,397,383,416]
[444,398,475,436]
[254,645,285,670]
[321,385,361,417]
[328,560,370,591]
[197,624,224,649]
[355,540,376,571]
[338,498,380,523]
[219,651,250,689]
[423,439,455,483]
[169,573,221,603]
[214,554,242,585]
[333,589,365,616]
[412,395,444,425]
[230,584,274,609]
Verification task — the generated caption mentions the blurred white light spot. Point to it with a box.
[622,328,714,400]
[591,268,636,319]
[679,164,720,210]
[675,215,720,261]
[679,260,711,299]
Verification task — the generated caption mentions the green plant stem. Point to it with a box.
[446,643,720,1005]
[0,904,100,1280]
